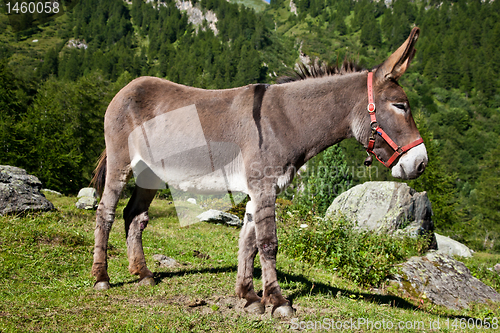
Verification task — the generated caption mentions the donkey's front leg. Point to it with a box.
[236,201,264,314]
[253,192,295,317]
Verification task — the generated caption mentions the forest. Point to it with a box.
[0,0,499,252]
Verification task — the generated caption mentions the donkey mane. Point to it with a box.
[277,59,365,84]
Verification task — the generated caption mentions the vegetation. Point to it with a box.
[278,211,430,288]
[280,144,352,216]
[0,195,499,332]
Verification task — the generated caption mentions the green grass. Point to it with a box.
[0,194,499,332]
[229,0,268,12]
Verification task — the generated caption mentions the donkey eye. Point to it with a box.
[393,103,406,111]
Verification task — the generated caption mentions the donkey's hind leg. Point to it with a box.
[92,167,130,290]
[123,186,158,286]
[236,201,265,314]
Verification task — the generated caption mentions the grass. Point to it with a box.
[0,193,499,332]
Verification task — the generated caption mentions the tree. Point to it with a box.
[294,145,352,216]
[406,112,459,232]
[470,146,500,251]
[39,47,59,79]
[18,72,116,193]
[0,60,29,168]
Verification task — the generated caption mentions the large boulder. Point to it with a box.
[197,209,242,227]
[0,165,54,215]
[325,182,435,245]
[76,187,98,210]
[390,252,500,309]
[435,233,473,258]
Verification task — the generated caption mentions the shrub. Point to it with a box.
[461,254,500,292]
[277,208,430,287]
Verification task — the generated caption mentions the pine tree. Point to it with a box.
[295,145,352,216]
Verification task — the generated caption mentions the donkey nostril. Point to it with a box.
[417,161,426,173]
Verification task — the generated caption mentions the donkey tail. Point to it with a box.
[91,149,107,197]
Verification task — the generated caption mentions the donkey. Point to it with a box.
[91,27,427,317]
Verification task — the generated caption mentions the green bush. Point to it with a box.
[461,254,500,292]
[287,144,352,216]
[277,209,430,287]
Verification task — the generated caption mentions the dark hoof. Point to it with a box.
[273,305,295,318]
[138,277,155,286]
[245,301,265,315]
[94,281,111,291]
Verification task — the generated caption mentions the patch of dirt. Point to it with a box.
[167,294,264,318]
[193,250,210,260]
[36,236,63,245]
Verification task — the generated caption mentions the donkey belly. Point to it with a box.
[128,104,248,194]
[130,150,248,194]
[132,149,248,194]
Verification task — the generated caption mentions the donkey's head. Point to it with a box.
[354,27,427,179]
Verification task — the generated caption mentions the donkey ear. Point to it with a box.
[375,27,420,82]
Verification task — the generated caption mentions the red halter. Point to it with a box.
[365,72,424,168]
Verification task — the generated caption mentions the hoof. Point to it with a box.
[94,281,111,291]
[138,277,155,287]
[273,305,295,318]
[245,301,265,315]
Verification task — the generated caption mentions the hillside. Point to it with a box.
[0,0,499,252]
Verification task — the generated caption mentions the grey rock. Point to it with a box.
[325,182,436,247]
[435,233,473,258]
[187,198,197,205]
[77,187,97,199]
[390,252,500,309]
[76,196,98,210]
[0,165,54,215]
[41,189,62,196]
[75,187,98,210]
[138,277,155,286]
[153,254,178,268]
[493,263,500,273]
[197,209,242,227]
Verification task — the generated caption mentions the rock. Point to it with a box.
[41,189,62,196]
[197,209,242,227]
[435,233,473,258]
[494,264,500,273]
[174,0,218,35]
[153,254,178,268]
[77,187,97,198]
[390,252,500,310]
[75,187,98,210]
[325,182,436,247]
[0,165,54,215]
[187,198,197,205]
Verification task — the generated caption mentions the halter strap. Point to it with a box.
[365,72,424,168]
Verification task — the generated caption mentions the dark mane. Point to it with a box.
[277,59,364,84]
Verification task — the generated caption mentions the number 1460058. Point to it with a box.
[6,2,60,14]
